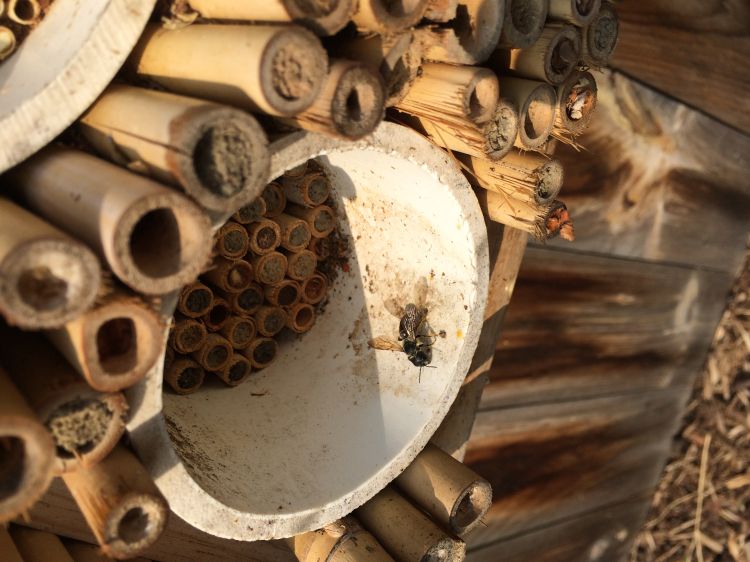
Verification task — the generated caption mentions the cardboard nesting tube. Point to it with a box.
[286,204,335,238]
[191,333,233,371]
[307,237,331,260]
[505,24,582,85]
[352,0,429,34]
[0,198,100,330]
[286,303,316,333]
[241,337,278,369]
[201,297,232,332]
[502,77,556,150]
[289,517,394,562]
[219,316,257,349]
[251,252,288,285]
[247,219,283,255]
[301,273,329,305]
[164,357,205,395]
[264,279,302,308]
[220,283,265,317]
[261,182,287,218]
[62,445,169,560]
[395,444,492,536]
[233,197,267,224]
[274,214,313,252]
[130,24,329,117]
[285,250,318,281]
[177,281,213,318]
[171,316,208,354]
[281,172,331,208]
[203,258,254,294]
[7,147,213,296]
[215,222,250,259]
[212,353,253,387]
[254,306,289,337]
[79,85,270,214]
[0,367,55,523]
[549,0,601,26]
[498,0,549,49]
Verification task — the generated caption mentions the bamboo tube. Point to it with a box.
[184,0,355,36]
[0,367,55,523]
[395,444,492,536]
[498,0,548,49]
[553,71,598,140]
[307,236,332,260]
[201,297,232,332]
[582,3,618,67]
[170,316,207,354]
[46,292,165,392]
[220,283,265,317]
[301,273,329,305]
[274,214,313,253]
[247,219,283,255]
[352,0,428,34]
[288,517,394,562]
[418,0,504,65]
[356,486,466,562]
[264,279,302,307]
[0,527,23,562]
[0,328,127,474]
[7,526,75,562]
[502,77,556,150]
[424,0,457,22]
[129,24,328,117]
[498,24,582,85]
[286,204,336,238]
[7,0,40,24]
[191,333,233,371]
[212,353,252,387]
[8,147,212,295]
[254,306,289,337]
[281,172,330,207]
[262,182,288,218]
[395,63,499,125]
[285,249,318,281]
[64,538,151,562]
[79,85,270,214]
[215,222,250,259]
[62,444,169,560]
[242,337,278,369]
[0,26,16,62]
[251,252,288,285]
[203,258,254,294]
[219,316,257,349]
[286,303,316,333]
[549,0,601,26]
[0,198,100,329]
[176,281,213,318]
[233,197,267,224]
[480,190,574,240]
[281,60,386,140]
[164,357,205,395]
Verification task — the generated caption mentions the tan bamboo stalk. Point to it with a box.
[480,190,574,240]
[286,303,316,333]
[191,333,233,371]
[501,77,556,150]
[553,71,598,140]
[286,204,336,238]
[418,0,504,65]
[356,486,466,562]
[0,198,100,329]
[129,24,328,117]
[395,63,499,125]
[499,24,582,85]
[0,527,23,562]
[264,279,302,307]
[274,214,313,252]
[79,85,270,214]
[212,353,252,387]
[395,444,492,536]
[288,517,394,562]
[424,0,457,22]
[46,291,165,392]
[177,281,213,318]
[281,172,330,208]
[201,297,232,332]
[0,367,55,523]
[7,0,40,24]
[64,538,152,562]
[307,237,331,260]
[203,258,254,293]
[549,0,601,26]
[170,315,207,354]
[219,283,265,317]
[301,273,329,305]
[247,219,283,255]
[254,306,289,337]
[62,444,169,560]
[233,197,267,224]
[8,147,212,295]
[219,316,257,349]
[242,337,278,369]
[0,27,16,62]
[7,526,75,562]
[582,3,618,67]
[497,0,548,49]
[352,0,428,34]
[281,60,386,140]
[164,356,205,395]
[184,0,355,36]
[0,328,127,474]
[262,182,287,218]
[285,250,318,281]
[251,252,288,285]
[215,222,250,259]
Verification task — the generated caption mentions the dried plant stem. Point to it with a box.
[582,3,619,67]
[549,0,601,26]
[498,0,549,49]
[288,517,394,562]
[553,71,598,142]
[500,24,582,85]
[501,77,557,150]
[352,0,429,34]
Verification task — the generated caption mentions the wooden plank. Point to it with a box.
[481,246,730,408]
[612,0,750,135]
[551,71,750,273]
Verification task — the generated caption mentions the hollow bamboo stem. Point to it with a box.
[251,252,288,285]
[264,280,302,308]
[498,0,548,49]
[215,222,250,259]
[582,3,618,67]
[219,283,265,317]
[499,24,582,85]
[0,198,100,329]
[274,214,313,252]
[129,24,328,117]
[241,337,278,369]
[477,188,547,239]
[164,356,205,395]
[7,147,212,295]
[177,281,213,318]
[285,249,318,281]
[301,273,329,305]
[219,316,257,349]
[288,517,394,562]
[281,172,331,207]
[553,71,598,141]
[170,315,208,354]
[7,526,75,562]
[203,258,254,294]
[352,0,429,34]
[233,197,267,225]
[501,77,557,150]
[254,306,289,337]
[286,204,335,238]
[201,297,231,332]
[0,26,16,62]
[549,0,601,26]
[190,333,233,371]
[62,444,169,560]
[286,303,316,333]
[212,353,252,387]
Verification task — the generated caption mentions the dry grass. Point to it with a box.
[631,251,750,562]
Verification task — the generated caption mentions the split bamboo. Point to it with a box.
[500,24,582,85]
[247,219,283,255]
[215,222,250,259]
[203,258,254,294]
[582,3,618,67]
[212,353,252,387]
[7,526,75,562]
[176,281,213,318]
[288,517,394,562]
[274,214,313,252]
[501,77,557,150]
[497,0,548,49]
[286,204,336,238]
[352,0,429,34]
[281,172,331,207]
[164,356,205,395]
[549,0,601,26]
[191,333,233,371]
[242,337,278,369]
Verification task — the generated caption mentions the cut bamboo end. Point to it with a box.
[213,353,253,387]
[498,0,548,49]
[283,60,386,140]
[479,189,547,239]
[0,199,101,330]
[583,3,618,67]
[286,303,316,333]
[247,219,283,255]
[356,486,467,562]
[0,26,16,62]
[79,85,270,214]
[242,337,278,369]
[201,297,232,332]
[46,293,165,392]
[164,357,205,395]
[233,197,267,224]
[219,316,257,349]
[281,172,331,207]
[395,444,492,537]
[251,252,288,285]
[289,517,394,562]
[7,526,75,562]
[352,0,429,34]
[286,204,336,238]
[177,281,214,318]
[0,367,55,523]
[131,24,328,117]
[8,147,213,296]
[358,32,422,107]
[502,78,556,150]
[265,279,302,308]
[262,182,288,218]
[171,316,208,354]
[554,71,598,138]
[7,0,41,24]
[301,273,329,305]
[254,306,289,337]
[274,214,313,252]
[215,222,250,259]
[549,0,601,26]
[504,24,582,85]
[62,445,169,560]
[191,333,233,371]
[545,200,575,241]
[203,258,254,294]
[223,283,265,316]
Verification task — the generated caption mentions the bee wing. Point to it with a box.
[414,276,430,309]
[368,336,404,352]
[384,297,405,319]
